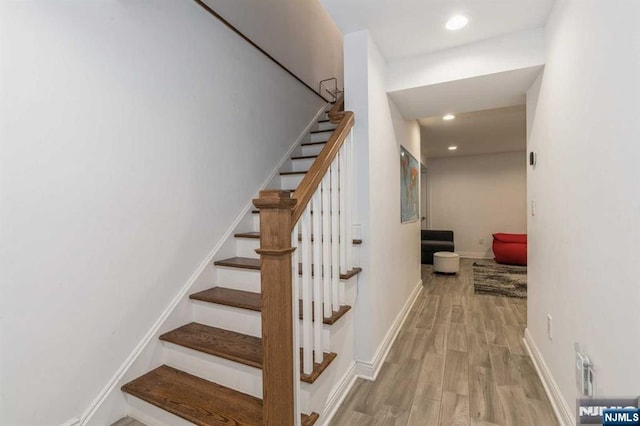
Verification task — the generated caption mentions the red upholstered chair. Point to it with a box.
[492,233,527,266]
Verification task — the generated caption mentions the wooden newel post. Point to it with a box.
[253,190,297,426]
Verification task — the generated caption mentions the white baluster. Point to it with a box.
[330,161,340,311]
[321,173,332,320]
[291,223,301,425]
[339,149,347,274]
[311,189,323,364]
[300,206,313,375]
[345,130,354,270]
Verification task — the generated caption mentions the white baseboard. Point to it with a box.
[457,251,493,259]
[80,105,329,426]
[523,329,574,426]
[320,362,358,426]
[355,280,423,381]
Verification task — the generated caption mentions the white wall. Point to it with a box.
[201,0,344,92]
[527,0,640,421]
[0,2,324,425]
[428,152,527,258]
[344,31,422,365]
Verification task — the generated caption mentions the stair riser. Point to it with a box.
[126,395,196,426]
[161,344,316,412]
[290,157,316,172]
[301,144,325,157]
[216,267,261,293]
[280,173,304,189]
[310,131,332,143]
[162,342,263,397]
[316,122,337,132]
[236,238,260,258]
[251,213,260,231]
[193,301,261,337]
[193,301,332,345]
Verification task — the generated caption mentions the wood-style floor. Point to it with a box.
[330,259,559,426]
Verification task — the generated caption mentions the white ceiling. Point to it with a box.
[421,105,526,158]
[320,0,555,60]
[389,65,542,120]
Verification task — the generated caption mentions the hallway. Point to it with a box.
[330,259,558,425]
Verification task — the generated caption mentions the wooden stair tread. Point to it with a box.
[291,154,318,160]
[214,256,260,270]
[280,170,308,176]
[234,231,363,245]
[310,129,334,134]
[160,323,336,383]
[121,365,318,426]
[190,287,261,311]
[160,322,262,368]
[301,140,327,146]
[214,257,363,280]
[190,287,352,325]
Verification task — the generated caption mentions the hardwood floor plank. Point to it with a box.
[434,294,453,324]
[415,295,439,329]
[469,311,486,334]
[407,395,440,426]
[469,366,506,425]
[488,344,523,387]
[514,355,549,401]
[415,353,445,401]
[467,332,491,369]
[383,360,422,410]
[372,404,411,426]
[442,349,469,396]
[451,305,466,324]
[447,323,468,352]
[439,391,470,426]
[525,397,560,426]
[424,323,448,355]
[483,318,509,346]
[330,409,374,425]
[502,325,527,356]
[496,385,535,426]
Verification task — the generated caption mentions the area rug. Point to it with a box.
[473,262,527,298]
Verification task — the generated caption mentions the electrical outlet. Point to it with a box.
[531,199,536,216]
[547,314,553,340]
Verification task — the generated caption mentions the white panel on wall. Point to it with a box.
[526,0,640,419]
[344,30,422,364]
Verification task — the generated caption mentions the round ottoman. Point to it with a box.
[433,251,460,274]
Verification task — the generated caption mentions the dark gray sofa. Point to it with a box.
[421,230,455,264]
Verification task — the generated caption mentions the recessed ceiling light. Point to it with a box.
[448,146,458,151]
[443,114,455,120]
[445,15,468,31]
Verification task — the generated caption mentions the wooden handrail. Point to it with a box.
[292,97,353,225]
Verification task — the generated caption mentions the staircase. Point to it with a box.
[120,99,360,425]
